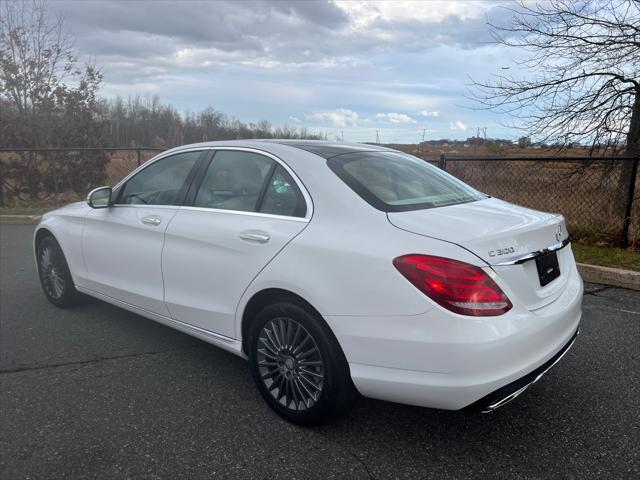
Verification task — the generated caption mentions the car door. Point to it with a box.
[81,150,204,316]
[162,149,310,338]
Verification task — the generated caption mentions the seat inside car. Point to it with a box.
[196,155,265,211]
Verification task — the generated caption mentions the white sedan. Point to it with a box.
[34,140,582,425]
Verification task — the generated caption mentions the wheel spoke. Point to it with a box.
[259,335,279,356]
[276,376,286,402]
[268,322,283,350]
[285,379,293,408]
[295,376,317,404]
[299,367,323,379]
[278,318,288,348]
[284,318,293,348]
[268,372,282,392]
[258,359,277,367]
[290,322,302,350]
[297,345,319,360]
[53,277,64,296]
[261,366,280,379]
[257,347,277,360]
[298,372,321,396]
[41,248,50,267]
[298,359,322,367]
[292,378,307,408]
[290,377,300,409]
[292,333,311,355]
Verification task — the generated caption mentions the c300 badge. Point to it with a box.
[488,246,515,258]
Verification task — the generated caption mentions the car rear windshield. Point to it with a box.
[327,151,486,212]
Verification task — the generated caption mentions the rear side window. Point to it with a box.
[327,151,485,212]
[259,165,306,217]
[193,150,306,217]
[194,151,274,212]
[118,151,201,205]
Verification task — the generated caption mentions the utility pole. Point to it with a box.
[376,130,380,144]
[341,130,344,142]
[475,127,480,153]
[419,128,426,157]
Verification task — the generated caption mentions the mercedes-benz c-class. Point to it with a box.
[34,140,582,424]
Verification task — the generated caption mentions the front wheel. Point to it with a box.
[247,300,358,425]
[36,235,82,308]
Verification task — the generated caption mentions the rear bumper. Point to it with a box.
[463,324,579,412]
[325,265,583,410]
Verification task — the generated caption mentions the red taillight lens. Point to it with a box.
[393,254,512,316]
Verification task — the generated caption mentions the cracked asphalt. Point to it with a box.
[1,224,639,479]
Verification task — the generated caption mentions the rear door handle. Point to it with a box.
[239,230,270,244]
[141,215,162,226]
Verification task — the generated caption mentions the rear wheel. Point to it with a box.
[37,235,82,308]
[247,299,357,425]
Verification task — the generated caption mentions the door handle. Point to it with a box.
[239,230,270,244]
[141,215,162,226]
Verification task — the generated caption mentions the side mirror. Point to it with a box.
[87,186,112,209]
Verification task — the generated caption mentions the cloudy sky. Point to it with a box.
[47,0,524,143]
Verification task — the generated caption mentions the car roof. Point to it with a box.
[258,140,393,159]
[162,139,394,160]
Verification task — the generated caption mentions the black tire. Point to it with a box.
[36,235,82,308]
[247,298,358,426]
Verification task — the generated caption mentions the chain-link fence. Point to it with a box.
[0,148,164,209]
[0,148,638,248]
[439,155,639,248]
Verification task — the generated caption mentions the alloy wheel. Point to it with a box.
[40,245,65,300]
[256,317,325,411]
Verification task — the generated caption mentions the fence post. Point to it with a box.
[621,155,639,248]
[137,148,142,167]
[0,169,4,208]
[438,153,446,171]
[49,151,60,200]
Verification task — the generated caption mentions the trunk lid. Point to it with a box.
[387,197,572,310]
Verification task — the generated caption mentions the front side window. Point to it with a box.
[194,151,274,212]
[119,151,201,205]
[328,151,485,212]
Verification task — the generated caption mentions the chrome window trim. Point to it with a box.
[492,237,571,266]
[112,147,208,192]
[111,146,313,221]
[177,205,310,223]
[101,204,181,211]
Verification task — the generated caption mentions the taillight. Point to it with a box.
[393,254,512,316]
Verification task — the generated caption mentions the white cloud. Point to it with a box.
[449,120,467,131]
[375,112,416,124]
[335,1,487,26]
[305,108,359,127]
[289,116,301,123]
[419,110,440,117]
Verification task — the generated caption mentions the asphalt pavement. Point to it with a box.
[1,224,638,479]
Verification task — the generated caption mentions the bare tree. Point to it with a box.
[1,0,76,114]
[472,0,639,155]
[0,0,106,200]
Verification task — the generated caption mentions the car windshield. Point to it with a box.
[327,151,486,212]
